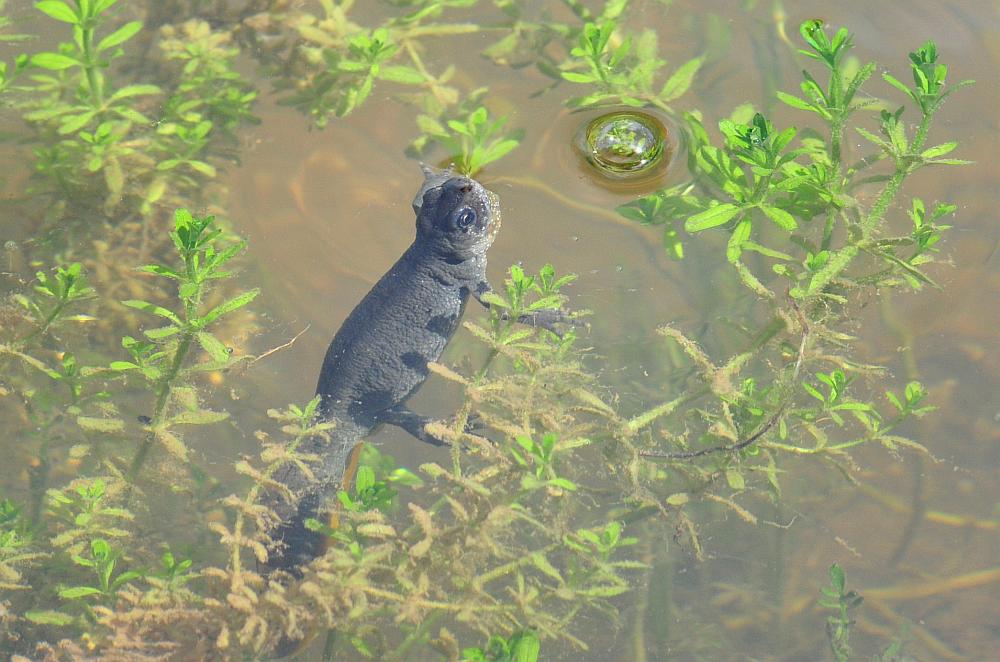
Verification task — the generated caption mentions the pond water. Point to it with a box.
[1,0,997,660]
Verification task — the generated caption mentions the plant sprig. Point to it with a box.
[116,209,258,477]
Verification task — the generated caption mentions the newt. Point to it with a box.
[264,165,566,573]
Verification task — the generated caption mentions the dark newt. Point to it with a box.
[264,165,566,573]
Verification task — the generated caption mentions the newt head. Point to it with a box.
[414,165,501,260]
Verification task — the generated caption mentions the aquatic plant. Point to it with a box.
[114,208,259,478]
[819,563,863,662]
[1,1,258,231]
[0,1,983,659]
[560,19,703,111]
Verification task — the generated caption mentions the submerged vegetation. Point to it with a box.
[0,0,986,659]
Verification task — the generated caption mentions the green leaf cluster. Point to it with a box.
[414,104,523,175]
[45,478,132,556]
[620,21,969,302]
[462,628,540,662]
[3,4,260,220]
[560,20,703,110]
[111,209,256,474]
[818,563,864,662]
[59,537,144,603]
[11,262,95,345]
[509,433,581,493]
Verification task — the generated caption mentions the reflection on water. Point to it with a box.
[1,0,997,658]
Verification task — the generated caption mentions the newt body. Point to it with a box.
[266,167,514,571]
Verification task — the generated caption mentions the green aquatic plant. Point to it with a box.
[10,262,95,347]
[52,260,631,659]
[414,104,523,175]
[256,2,466,128]
[58,537,145,606]
[45,478,133,556]
[2,2,258,225]
[608,23,963,497]
[560,19,703,111]
[0,0,30,43]
[620,25,967,297]
[115,208,258,478]
[0,2,980,659]
[158,19,259,135]
[22,0,159,205]
[818,563,863,662]
[0,496,42,592]
[0,0,30,96]
[462,628,540,662]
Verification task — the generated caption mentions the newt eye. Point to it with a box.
[456,207,476,230]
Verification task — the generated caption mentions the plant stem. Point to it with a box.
[16,299,68,347]
[385,611,444,661]
[910,109,934,152]
[80,21,104,108]
[860,169,907,242]
[127,332,193,480]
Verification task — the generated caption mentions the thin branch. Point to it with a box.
[640,298,810,459]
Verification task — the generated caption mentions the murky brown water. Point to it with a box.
[2,0,997,658]
[227,1,999,659]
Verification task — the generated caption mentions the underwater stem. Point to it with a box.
[128,332,194,480]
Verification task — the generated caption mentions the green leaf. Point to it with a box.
[759,205,798,231]
[58,110,97,135]
[479,291,510,309]
[34,1,78,24]
[926,158,971,166]
[525,295,564,312]
[920,142,957,159]
[143,325,180,340]
[121,299,181,324]
[187,160,217,177]
[561,71,598,83]
[199,288,259,327]
[379,65,425,84]
[776,91,815,112]
[530,552,563,582]
[94,0,122,13]
[659,56,703,101]
[483,138,520,164]
[136,264,181,279]
[195,331,230,363]
[685,203,742,232]
[461,648,487,662]
[96,20,142,52]
[169,408,229,426]
[547,477,577,491]
[110,84,161,100]
[725,469,745,490]
[882,72,913,99]
[665,493,689,506]
[511,630,541,662]
[578,583,630,598]
[802,245,858,296]
[59,585,103,599]
[31,52,78,70]
[24,610,76,626]
[742,241,794,261]
[828,563,845,591]
[726,218,752,263]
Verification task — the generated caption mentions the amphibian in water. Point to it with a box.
[265,165,567,573]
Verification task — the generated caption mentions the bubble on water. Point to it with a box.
[575,110,671,179]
